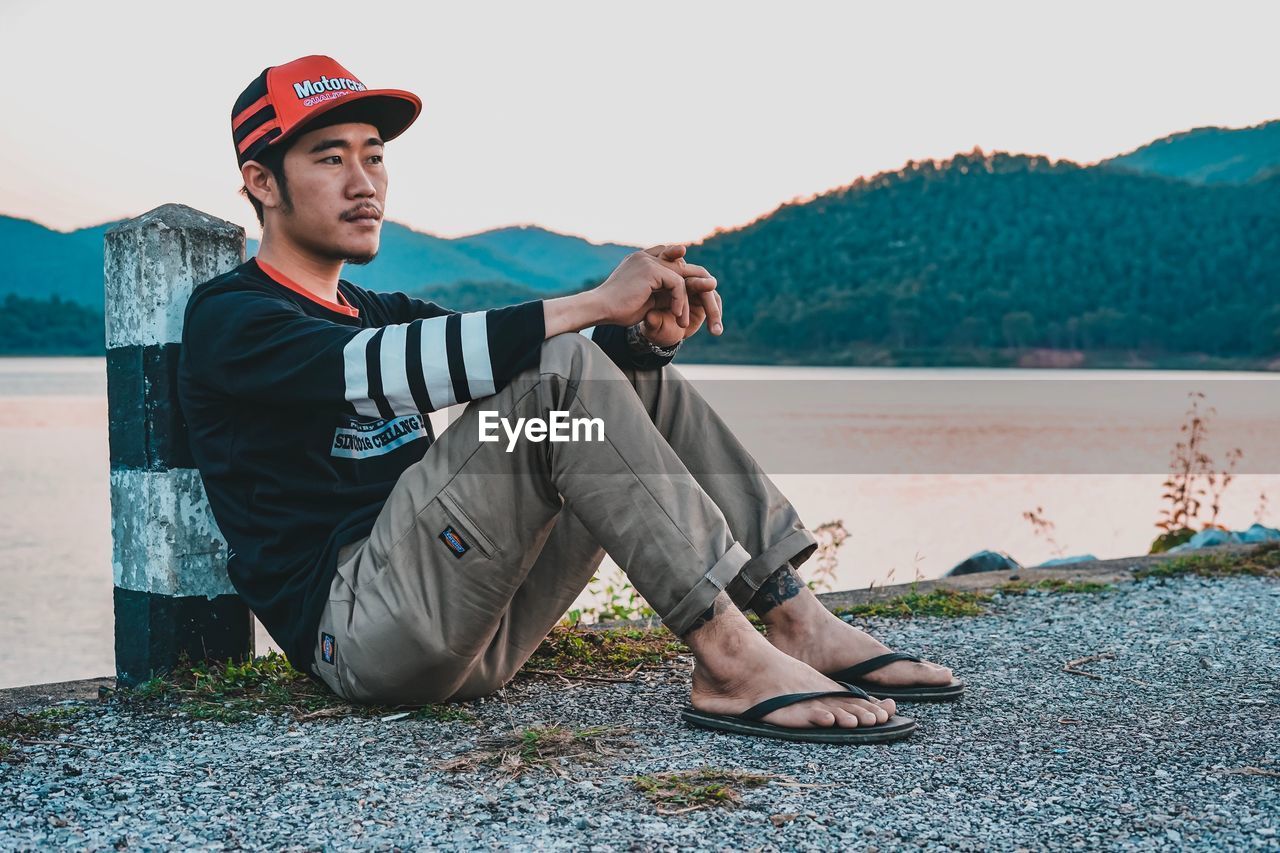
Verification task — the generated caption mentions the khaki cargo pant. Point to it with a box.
[312,331,818,705]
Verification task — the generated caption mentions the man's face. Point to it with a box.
[269,120,388,265]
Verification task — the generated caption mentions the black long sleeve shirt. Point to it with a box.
[176,257,677,677]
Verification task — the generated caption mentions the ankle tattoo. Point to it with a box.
[684,594,730,636]
[748,565,804,616]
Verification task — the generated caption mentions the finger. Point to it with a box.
[643,244,687,262]
[652,265,689,327]
[643,307,667,336]
[674,271,690,327]
[662,260,711,280]
[701,286,723,335]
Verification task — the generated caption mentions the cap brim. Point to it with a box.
[277,88,422,146]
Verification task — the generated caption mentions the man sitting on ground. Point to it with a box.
[177,54,962,744]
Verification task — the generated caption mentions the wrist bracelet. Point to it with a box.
[626,321,681,357]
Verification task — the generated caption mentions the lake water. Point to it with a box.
[2,357,1277,689]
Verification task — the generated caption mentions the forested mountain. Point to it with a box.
[1102,120,1280,185]
[673,150,1280,366]
[412,279,548,313]
[248,223,634,295]
[1,294,104,355]
[0,216,123,307]
[5,123,1279,367]
[0,219,633,309]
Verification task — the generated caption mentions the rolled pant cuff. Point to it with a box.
[725,527,821,609]
[662,541,752,636]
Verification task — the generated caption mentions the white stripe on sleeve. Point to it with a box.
[378,322,416,416]
[419,315,456,408]
[460,311,495,398]
[342,327,381,418]
[578,325,596,339]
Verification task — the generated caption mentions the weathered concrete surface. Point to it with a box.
[104,203,243,349]
[109,468,230,597]
[105,203,239,600]
[0,678,113,715]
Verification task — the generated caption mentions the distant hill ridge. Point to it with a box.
[0,219,636,309]
[1101,119,1280,185]
[3,118,1279,366]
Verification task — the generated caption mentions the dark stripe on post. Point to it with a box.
[114,587,254,687]
[107,343,194,470]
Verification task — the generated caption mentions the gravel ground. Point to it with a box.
[2,575,1278,851]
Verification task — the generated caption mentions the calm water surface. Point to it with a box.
[2,357,1276,688]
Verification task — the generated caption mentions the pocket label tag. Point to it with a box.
[439,525,470,558]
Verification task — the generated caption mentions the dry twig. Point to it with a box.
[1219,766,1280,778]
[1063,652,1116,680]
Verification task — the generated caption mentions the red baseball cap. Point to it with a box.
[231,54,421,169]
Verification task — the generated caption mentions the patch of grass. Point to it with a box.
[111,651,475,725]
[632,767,778,815]
[522,625,686,679]
[1149,527,1197,554]
[835,588,991,619]
[1137,541,1280,580]
[0,707,83,762]
[407,705,476,723]
[996,578,1113,595]
[438,723,633,778]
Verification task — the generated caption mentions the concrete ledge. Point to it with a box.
[0,542,1266,705]
[814,542,1265,610]
[0,676,115,714]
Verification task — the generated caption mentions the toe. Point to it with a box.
[832,707,862,728]
[846,701,878,727]
[809,707,837,727]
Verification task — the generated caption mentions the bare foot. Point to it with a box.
[682,593,898,730]
[750,566,955,689]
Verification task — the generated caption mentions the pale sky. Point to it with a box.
[1,0,1276,247]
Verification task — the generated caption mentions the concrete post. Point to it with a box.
[104,203,254,687]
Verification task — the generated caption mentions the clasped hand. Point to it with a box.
[595,244,725,348]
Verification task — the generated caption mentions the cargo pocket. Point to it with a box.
[435,487,501,561]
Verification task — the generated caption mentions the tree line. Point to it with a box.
[10,150,1280,368]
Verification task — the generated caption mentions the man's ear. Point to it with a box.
[241,160,278,210]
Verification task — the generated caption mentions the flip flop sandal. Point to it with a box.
[679,681,917,744]
[825,652,966,702]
